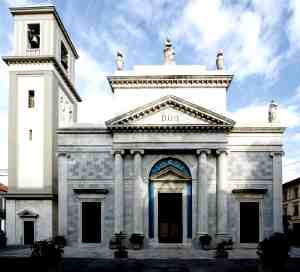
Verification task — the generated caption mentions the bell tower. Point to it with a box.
[2,5,81,245]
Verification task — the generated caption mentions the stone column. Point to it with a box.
[57,152,69,237]
[131,149,145,234]
[196,149,211,236]
[216,149,229,239]
[271,151,284,233]
[113,150,125,233]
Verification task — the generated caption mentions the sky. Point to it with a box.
[0,0,300,182]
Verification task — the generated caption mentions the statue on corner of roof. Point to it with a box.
[164,38,176,65]
[268,100,279,123]
[116,50,124,71]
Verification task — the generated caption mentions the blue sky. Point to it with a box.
[0,0,300,182]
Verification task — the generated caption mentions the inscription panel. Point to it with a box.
[134,108,208,125]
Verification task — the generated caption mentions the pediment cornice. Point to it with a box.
[108,74,233,91]
[150,165,191,182]
[106,95,235,132]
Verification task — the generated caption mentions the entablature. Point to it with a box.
[108,74,233,91]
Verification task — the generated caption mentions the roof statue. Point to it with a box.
[268,100,279,123]
[116,50,124,70]
[164,38,175,65]
[216,50,224,70]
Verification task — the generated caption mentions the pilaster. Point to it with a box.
[270,151,284,233]
[112,150,125,233]
[131,149,145,234]
[216,148,229,239]
[57,152,69,237]
[196,149,211,236]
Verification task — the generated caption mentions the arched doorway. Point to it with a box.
[148,158,192,244]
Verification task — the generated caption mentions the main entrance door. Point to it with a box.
[158,193,182,243]
[240,202,260,243]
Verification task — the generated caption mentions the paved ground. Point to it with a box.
[1,245,300,259]
[1,258,300,272]
[1,246,300,271]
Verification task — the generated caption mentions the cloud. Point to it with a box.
[75,48,114,124]
[77,94,114,124]
[287,0,300,54]
[283,156,300,183]
[75,48,111,93]
[4,0,35,6]
[230,103,300,128]
[170,0,284,80]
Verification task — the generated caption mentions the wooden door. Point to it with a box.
[158,193,182,243]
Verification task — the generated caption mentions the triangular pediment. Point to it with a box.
[17,209,39,218]
[150,166,191,182]
[106,95,235,131]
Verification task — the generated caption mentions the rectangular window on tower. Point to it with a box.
[27,24,40,49]
[61,42,68,70]
[28,90,35,108]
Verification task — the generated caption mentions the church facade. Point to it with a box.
[3,6,285,248]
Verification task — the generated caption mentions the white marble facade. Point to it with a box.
[57,59,285,247]
[4,6,285,248]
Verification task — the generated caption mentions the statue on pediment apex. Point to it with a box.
[116,50,124,70]
[268,100,279,123]
[164,38,176,65]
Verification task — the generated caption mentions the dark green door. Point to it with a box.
[82,202,101,243]
[240,202,260,243]
[158,193,182,243]
[24,221,34,245]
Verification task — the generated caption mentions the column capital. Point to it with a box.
[130,149,144,155]
[216,148,229,155]
[270,151,285,157]
[196,149,211,156]
[111,149,125,156]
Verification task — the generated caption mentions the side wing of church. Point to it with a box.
[3,6,285,248]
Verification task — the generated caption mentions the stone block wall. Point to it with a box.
[68,152,113,180]
[6,199,53,245]
[63,149,275,247]
[227,151,274,242]
[66,151,114,246]
[228,151,273,180]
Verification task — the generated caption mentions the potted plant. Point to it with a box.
[129,233,144,249]
[0,230,7,249]
[199,234,212,250]
[257,233,290,272]
[54,236,66,248]
[31,238,64,272]
[111,232,128,258]
[109,236,119,250]
[215,241,228,258]
[224,239,233,250]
